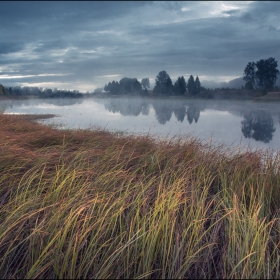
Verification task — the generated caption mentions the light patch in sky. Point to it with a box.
[20,82,69,89]
[198,75,239,82]
[97,74,121,78]
[0,73,72,79]
[79,50,97,54]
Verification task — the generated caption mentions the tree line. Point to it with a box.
[104,57,279,96]
[104,71,205,96]
[0,86,83,98]
[1,57,278,98]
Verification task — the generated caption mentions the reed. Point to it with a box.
[0,114,279,279]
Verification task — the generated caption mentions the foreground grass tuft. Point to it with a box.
[0,114,279,279]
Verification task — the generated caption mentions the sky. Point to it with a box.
[0,1,280,92]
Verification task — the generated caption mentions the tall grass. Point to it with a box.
[0,114,279,279]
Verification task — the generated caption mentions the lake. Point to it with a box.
[1,97,280,151]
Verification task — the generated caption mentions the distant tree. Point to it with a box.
[165,76,173,94]
[174,76,186,95]
[104,80,120,94]
[93,87,103,94]
[243,58,279,90]
[132,78,142,94]
[243,62,257,89]
[153,70,173,95]
[119,77,132,94]
[187,75,196,95]
[105,77,144,95]
[46,88,53,95]
[104,83,109,92]
[141,78,150,90]
[256,58,279,90]
[195,76,201,94]
[112,80,121,94]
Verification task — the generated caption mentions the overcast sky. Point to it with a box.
[0,1,279,92]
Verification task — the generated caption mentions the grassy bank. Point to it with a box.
[0,114,280,279]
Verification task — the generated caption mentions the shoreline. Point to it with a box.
[1,91,280,102]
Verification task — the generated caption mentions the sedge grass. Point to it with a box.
[0,114,279,279]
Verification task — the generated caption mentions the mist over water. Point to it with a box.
[2,97,280,151]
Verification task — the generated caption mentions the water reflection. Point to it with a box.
[241,110,275,143]
[104,99,149,117]
[104,99,204,125]
[152,100,173,125]
[2,97,280,149]
[42,98,83,107]
[186,104,202,124]
[0,97,83,110]
[173,103,186,122]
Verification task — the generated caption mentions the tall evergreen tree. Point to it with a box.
[132,78,142,93]
[153,70,173,95]
[187,75,196,95]
[174,76,187,95]
[195,76,201,94]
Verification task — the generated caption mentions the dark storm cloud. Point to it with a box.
[0,1,279,91]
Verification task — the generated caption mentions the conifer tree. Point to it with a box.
[187,75,196,95]
[195,76,201,94]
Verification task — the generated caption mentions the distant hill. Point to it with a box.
[201,77,280,89]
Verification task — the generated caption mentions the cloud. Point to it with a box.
[239,12,254,23]
[223,9,240,16]
[0,43,25,55]
[0,1,279,91]
[0,73,72,79]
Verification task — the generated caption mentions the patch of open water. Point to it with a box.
[1,97,280,152]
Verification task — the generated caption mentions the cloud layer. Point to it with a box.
[0,1,279,91]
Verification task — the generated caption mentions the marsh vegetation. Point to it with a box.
[0,114,280,278]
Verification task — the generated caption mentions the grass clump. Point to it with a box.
[0,114,280,279]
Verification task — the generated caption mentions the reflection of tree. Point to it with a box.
[152,101,173,125]
[173,103,186,122]
[186,104,201,124]
[103,98,206,125]
[141,103,149,116]
[43,98,83,106]
[0,98,84,111]
[104,99,150,117]
[121,102,142,116]
[241,110,275,143]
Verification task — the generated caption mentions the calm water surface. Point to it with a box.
[1,97,280,151]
